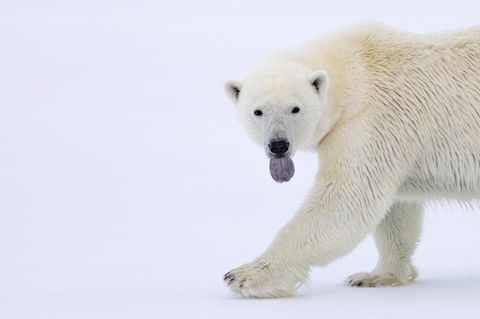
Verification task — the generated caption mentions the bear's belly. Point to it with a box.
[396,154,480,202]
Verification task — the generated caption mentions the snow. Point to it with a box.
[0,1,480,318]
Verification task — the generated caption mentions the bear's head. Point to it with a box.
[225,62,329,183]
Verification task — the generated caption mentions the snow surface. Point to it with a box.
[1,1,480,318]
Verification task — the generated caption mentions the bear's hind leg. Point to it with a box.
[347,201,423,287]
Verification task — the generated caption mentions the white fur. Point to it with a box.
[224,23,480,298]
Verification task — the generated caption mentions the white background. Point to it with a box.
[1,0,480,318]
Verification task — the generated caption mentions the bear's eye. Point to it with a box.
[291,106,300,114]
[253,109,263,116]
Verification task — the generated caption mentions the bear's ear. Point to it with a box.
[309,71,329,97]
[225,80,242,103]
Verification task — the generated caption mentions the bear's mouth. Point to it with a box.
[269,156,295,183]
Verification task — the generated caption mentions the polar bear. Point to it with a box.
[223,23,480,298]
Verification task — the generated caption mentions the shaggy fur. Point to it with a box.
[224,23,480,298]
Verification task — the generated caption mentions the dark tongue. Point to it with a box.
[269,156,295,183]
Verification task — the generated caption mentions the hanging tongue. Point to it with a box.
[269,156,295,183]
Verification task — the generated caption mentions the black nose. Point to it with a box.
[268,139,290,156]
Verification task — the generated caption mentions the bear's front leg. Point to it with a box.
[224,148,407,297]
[224,257,308,298]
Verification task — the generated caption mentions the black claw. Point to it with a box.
[239,284,243,288]
[229,277,234,284]
[224,272,235,282]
